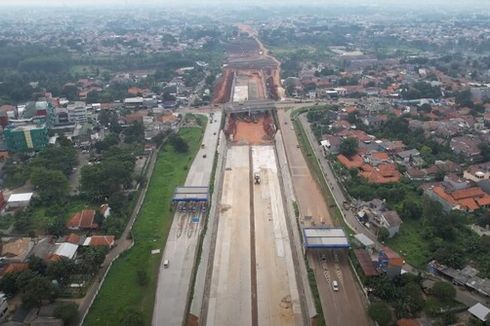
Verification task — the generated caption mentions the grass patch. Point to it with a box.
[385,218,431,268]
[83,126,204,325]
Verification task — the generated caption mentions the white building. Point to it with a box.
[7,193,33,209]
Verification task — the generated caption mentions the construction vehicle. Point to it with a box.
[254,173,261,185]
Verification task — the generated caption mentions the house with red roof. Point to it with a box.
[66,209,98,231]
[83,236,115,248]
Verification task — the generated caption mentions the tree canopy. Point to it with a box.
[339,137,359,157]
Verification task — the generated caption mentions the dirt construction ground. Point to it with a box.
[234,117,269,145]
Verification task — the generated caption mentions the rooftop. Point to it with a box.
[303,228,350,249]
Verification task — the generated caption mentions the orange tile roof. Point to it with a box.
[458,198,480,211]
[88,236,115,247]
[337,154,363,169]
[378,163,398,177]
[451,187,486,200]
[397,319,421,326]
[371,151,390,161]
[476,196,490,207]
[383,246,404,266]
[65,233,81,245]
[433,186,457,205]
[66,209,98,230]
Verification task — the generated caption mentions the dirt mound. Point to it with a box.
[212,69,234,104]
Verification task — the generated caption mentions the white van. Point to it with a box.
[163,260,169,268]
[332,280,339,292]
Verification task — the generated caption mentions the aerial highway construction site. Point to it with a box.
[154,27,369,326]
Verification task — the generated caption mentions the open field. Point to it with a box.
[83,126,204,326]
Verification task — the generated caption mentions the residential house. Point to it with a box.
[6,193,33,210]
[397,149,424,167]
[83,236,115,248]
[464,162,490,182]
[50,242,78,261]
[0,238,33,262]
[66,209,98,230]
[423,183,490,212]
[355,199,403,237]
[450,135,481,160]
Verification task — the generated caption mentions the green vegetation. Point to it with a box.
[366,274,424,319]
[367,302,393,326]
[84,125,204,326]
[339,137,359,157]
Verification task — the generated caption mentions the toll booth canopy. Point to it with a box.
[172,186,209,202]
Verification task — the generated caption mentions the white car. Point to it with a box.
[332,280,339,292]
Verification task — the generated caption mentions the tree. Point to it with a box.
[30,144,77,176]
[31,168,69,204]
[434,245,465,269]
[20,275,58,308]
[54,303,79,325]
[431,281,456,302]
[169,134,189,153]
[47,258,77,286]
[400,198,422,220]
[0,272,20,297]
[46,219,66,237]
[79,247,107,275]
[339,137,359,158]
[395,282,425,317]
[62,84,79,101]
[28,256,47,275]
[123,121,145,144]
[479,143,490,162]
[378,227,390,242]
[368,302,393,326]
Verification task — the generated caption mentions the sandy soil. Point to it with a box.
[212,69,233,104]
[234,117,270,145]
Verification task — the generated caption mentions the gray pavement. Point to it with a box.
[152,112,222,326]
[189,130,227,320]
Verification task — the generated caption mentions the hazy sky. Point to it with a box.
[0,0,482,4]
[0,0,488,8]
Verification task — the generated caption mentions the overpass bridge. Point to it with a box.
[223,99,276,114]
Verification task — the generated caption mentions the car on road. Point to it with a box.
[163,260,169,268]
[332,280,339,292]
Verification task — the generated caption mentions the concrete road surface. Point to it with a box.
[278,108,370,326]
[252,146,302,326]
[206,145,252,326]
[153,112,222,326]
